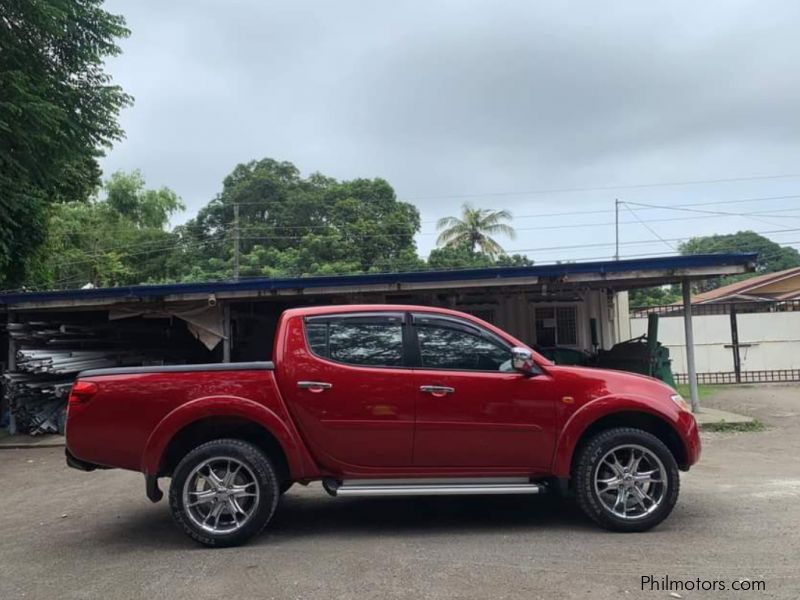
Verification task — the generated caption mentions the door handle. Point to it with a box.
[297,381,333,392]
[420,385,455,396]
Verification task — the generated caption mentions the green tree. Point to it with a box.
[28,171,183,288]
[680,231,800,292]
[0,0,132,287]
[105,170,184,229]
[427,245,495,269]
[179,158,423,280]
[436,204,516,258]
[628,286,680,308]
[630,231,800,306]
[427,244,533,269]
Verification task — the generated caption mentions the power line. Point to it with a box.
[505,234,800,255]
[217,191,800,219]
[620,202,676,252]
[37,227,800,284]
[41,192,800,246]
[35,243,800,293]
[622,201,800,220]
[400,174,800,201]
[38,203,800,263]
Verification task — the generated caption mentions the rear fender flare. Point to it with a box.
[141,395,306,478]
[551,395,683,478]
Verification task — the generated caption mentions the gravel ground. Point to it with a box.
[1,384,798,599]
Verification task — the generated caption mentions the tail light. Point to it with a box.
[68,381,98,406]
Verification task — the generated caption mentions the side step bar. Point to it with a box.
[324,477,545,497]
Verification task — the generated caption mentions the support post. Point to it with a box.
[6,312,16,434]
[730,304,741,383]
[233,203,240,280]
[222,303,232,363]
[681,279,700,413]
[614,199,620,261]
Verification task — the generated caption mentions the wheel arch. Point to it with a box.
[157,416,291,485]
[141,395,315,482]
[552,399,690,479]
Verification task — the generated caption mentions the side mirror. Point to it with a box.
[511,346,538,376]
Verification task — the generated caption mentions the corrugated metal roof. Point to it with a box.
[691,265,800,304]
[0,253,757,307]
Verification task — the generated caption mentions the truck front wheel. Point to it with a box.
[573,427,680,532]
[169,439,279,547]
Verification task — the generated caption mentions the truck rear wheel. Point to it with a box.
[168,438,279,547]
[573,427,680,532]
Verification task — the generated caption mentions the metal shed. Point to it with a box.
[0,253,756,432]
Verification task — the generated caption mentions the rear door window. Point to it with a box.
[305,313,406,367]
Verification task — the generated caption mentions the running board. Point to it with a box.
[324,477,545,497]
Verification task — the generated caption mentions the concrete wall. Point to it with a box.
[630,311,800,373]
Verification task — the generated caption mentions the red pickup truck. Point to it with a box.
[66,304,700,547]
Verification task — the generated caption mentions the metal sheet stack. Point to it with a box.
[2,321,149,435]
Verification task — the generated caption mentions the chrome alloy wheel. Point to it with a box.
[182,457,260,534]
[593,444,667,520]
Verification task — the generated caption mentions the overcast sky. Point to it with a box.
[101,0,800,261]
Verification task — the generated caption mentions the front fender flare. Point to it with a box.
[140,395,308,478]
[551,395,684,478]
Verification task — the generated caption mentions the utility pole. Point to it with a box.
[233,203,240,280]
[614,198,620,261]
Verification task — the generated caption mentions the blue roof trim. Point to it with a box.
[0,253,757,305]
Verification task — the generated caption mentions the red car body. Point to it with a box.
[66,304,700,491]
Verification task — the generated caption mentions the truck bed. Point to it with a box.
[78,361,274,377]
[67,362,287,473]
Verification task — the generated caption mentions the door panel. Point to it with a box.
[280,313,415,469]
[413,371,557,467]
[410,314,557,468]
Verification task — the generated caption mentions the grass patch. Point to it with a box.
[675,384,720,401]
[702,419,765,433]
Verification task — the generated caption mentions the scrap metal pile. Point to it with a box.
[3,321,150,435]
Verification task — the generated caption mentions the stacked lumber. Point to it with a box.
[2,321,153,435]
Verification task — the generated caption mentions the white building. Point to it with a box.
[630,266,800,383]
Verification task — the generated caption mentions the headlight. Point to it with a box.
[670,394,691,412]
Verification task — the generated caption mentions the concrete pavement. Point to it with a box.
[0,384,797,599]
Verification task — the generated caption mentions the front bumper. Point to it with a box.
[678,410,702,469]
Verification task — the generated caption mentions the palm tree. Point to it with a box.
[436,204,516,258]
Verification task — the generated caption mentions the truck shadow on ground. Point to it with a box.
[266,491,591,540]
[89,491,593,550]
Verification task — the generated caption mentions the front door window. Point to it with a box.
[415,320,512,371]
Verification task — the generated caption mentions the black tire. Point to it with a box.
[573,427,680,532]
[169,439,279,547]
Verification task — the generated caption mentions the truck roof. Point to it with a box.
[281,304,482,319]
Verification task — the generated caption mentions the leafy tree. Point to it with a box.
[28,171,183,288]
[630,231,800,305]
[179,158,423,279]
[495,253,535,267]
[427,244,533,269]
[629,285,680,308]
[427,245,495,269]
[680,230,800,292]
[0,0,132,287]
[436,204,516,258]
[105,170,183,229]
